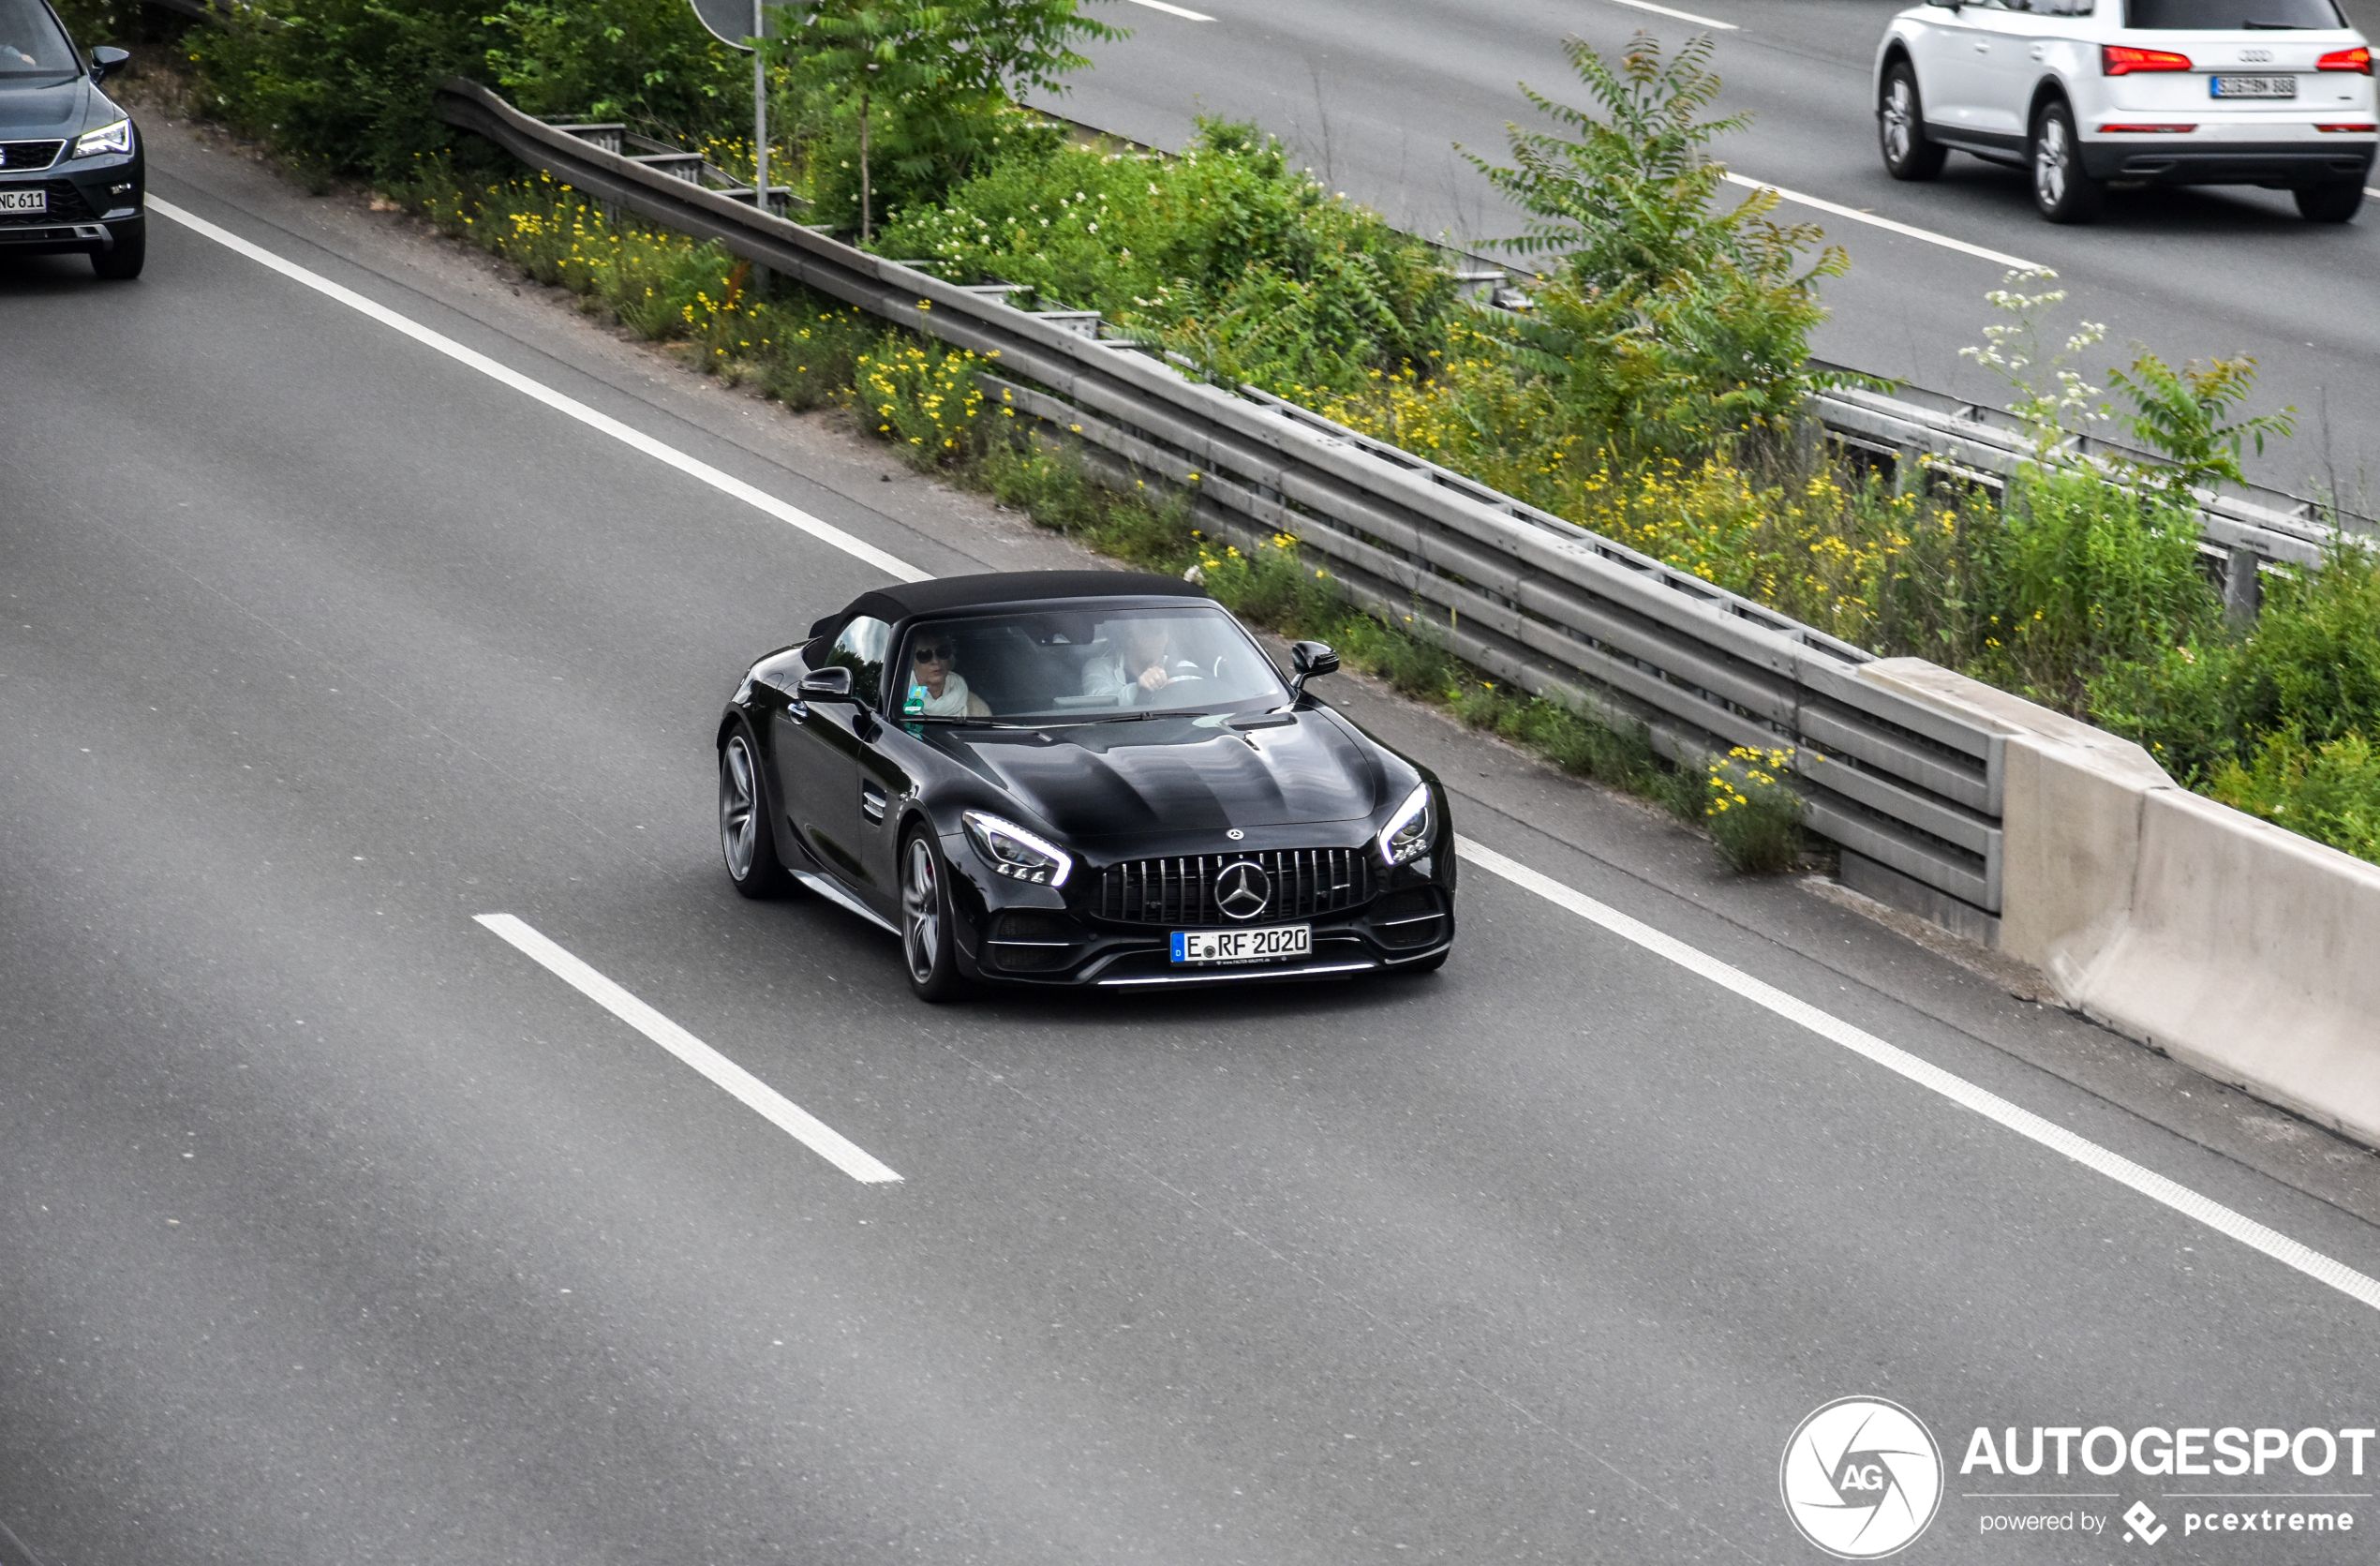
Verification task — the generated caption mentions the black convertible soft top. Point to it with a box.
[816,571,1207,638]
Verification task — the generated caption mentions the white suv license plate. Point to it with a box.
[1171,924,1311,965]
[2210,75,2296,97]
[0,190,47,214]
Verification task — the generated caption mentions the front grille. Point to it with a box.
[0,181,96,227]
[1094,848,1372,926]
[0,141,65,172]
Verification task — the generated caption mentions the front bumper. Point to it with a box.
[945,833,1458,989]
[2080,137,2374,185]
[0,152,142,254]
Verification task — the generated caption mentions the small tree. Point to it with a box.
[1465,33,1851,459]
[2108,352,2296,496]
[771,0,1123,241]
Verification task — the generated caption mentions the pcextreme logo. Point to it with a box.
[1781,1397,1945,1559]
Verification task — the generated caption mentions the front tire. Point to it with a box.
[1879,62,1947,181]
[720,727,794,899]
[900,828,967,1002]
[2030,100,2103,224]
[90,219,145,280]
[2296,182,2363,223]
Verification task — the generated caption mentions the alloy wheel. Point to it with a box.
[721,736,758,881]
[1883,79,1915,166]
[2035,116,2070,208]
[903,836,941,982]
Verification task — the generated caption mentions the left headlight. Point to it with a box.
[962,811,1073,887]
[1378,782,1434,866]
[74,119,133,159]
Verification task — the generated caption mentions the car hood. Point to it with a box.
[932,710,1388,840]
[0,76,96,138]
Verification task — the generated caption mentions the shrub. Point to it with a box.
[773,0,1123,238]
[855,337,992,467]
[1967,462,2220,712]
[872,119,1457,398]
[2208,728,2380,862]
[1465,33,1852,461]
[1704,746,1805,873]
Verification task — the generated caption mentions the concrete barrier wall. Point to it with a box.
[1856,659,2380,1148]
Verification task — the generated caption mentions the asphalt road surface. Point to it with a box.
[6,119,2380,1565]
[1049,0,2380,500]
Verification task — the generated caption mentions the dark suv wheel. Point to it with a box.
[2030,99,2104,224]
[1879,61,1947,181]
[2296,182,2364,223]
[90,219,144,280]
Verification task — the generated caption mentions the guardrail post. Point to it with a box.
[2223,544,2263,625]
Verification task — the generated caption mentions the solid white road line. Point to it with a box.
[1122,0,1214,18]
[475,914,903,1184]
[1598,0,1739,29]
[147,196,931,585]
[1723,172,2044,273]
[1453,837,2380,1314]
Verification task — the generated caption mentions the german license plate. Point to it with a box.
[2210,75,2296,97]
[1171,924,1311,964]
[0,189,46,214]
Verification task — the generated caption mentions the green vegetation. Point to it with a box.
[769,0,1122,239]
[1704,748,1807,875]
[875,119,1455,397]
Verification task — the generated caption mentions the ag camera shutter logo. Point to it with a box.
[1780,1397,1943,1559]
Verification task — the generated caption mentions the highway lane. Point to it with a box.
[1047,0,2380,498]
[5,138,2380,1563]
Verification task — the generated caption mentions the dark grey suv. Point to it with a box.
[0,0,141,277]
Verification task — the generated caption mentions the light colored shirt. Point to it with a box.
[905,671,989,719]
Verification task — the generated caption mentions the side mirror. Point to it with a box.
[796,665,857,704]
[90,46,128,82]
[1288,640,1339,700]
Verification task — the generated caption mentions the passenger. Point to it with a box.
[903,635,990,719]
[1081,619,1179,705]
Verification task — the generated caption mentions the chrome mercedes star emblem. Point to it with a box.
[1215,859,1272,920]
[1226,828,1244,841]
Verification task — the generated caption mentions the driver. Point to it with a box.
[1081,619,1181,705]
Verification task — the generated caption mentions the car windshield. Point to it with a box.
[2127,0,2343,26]
[894,604,1292,723]
[0,0,75,75]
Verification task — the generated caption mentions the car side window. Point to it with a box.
[826,615,893,708]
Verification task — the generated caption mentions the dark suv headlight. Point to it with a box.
[1378,783,1433,866]
[963,811,1074,887]
[73,120,132,159]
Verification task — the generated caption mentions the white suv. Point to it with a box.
[1874,0,2375,222]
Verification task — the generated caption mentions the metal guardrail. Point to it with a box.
[434,76,2022,929]
[1808,374,2363,621]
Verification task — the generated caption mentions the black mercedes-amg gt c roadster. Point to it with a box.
[716,571,1455,998]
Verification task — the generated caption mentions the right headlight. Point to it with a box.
[1378,783,1433,867]
[963,811,1074,887]
[74,119,132,159]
